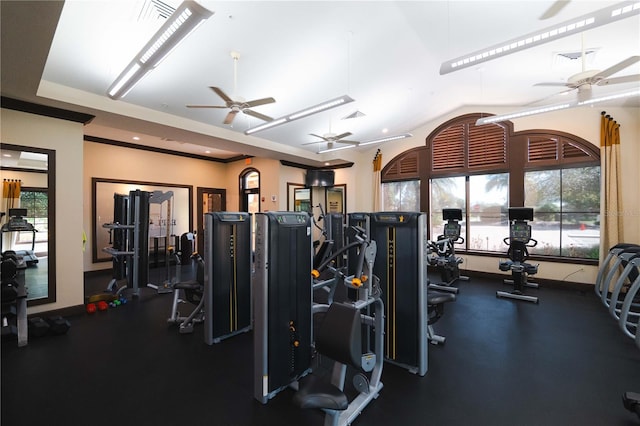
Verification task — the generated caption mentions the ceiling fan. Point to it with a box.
[302,132,360,149]
[534,54,640,102]
[476,51,640,125]
[186,51,275,125]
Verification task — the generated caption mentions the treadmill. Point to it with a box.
[0,208,39,268]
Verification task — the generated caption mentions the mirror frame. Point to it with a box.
[326,184,346,216]
[0,143,56,306]
[91,177,193,263]
[287,182,313,213]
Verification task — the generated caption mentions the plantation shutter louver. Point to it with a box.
[432,124,464,171]
[528,137,559,162]
[562,141,593,160]
[467,123,507,168]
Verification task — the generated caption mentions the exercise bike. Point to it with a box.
[428,208,469,294]
[497,207,539,303]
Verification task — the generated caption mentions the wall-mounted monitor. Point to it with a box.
[305,169,335,187]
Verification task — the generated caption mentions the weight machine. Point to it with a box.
[253,212,313,404]
[497,207,539,303]
[311,204,347,305]
[427,208,469,294]
[203,212,252,344]
[100,190,151,298]
[295,222,384,426]
[369,212,429,376]
[167,252,205,334]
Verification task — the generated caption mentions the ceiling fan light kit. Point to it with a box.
[107,0,213,99]
[244,95,354,135]
[440,1,640,75]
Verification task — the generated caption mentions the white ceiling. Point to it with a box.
[3,1,639,165]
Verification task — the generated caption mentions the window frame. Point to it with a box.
[381,113,600,264]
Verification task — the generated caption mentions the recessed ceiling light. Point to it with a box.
[3,154,12,157]
[205,150,211,154]
[382,128,388,134]
[132,136,140,141]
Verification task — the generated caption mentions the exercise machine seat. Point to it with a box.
[293,302,362,411]
[427,290,456,325]
[426,290,456,344]
[293,375,348,410]
[428,291,456,307]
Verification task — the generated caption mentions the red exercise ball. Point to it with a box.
[97,301,109,311]
[86,303,97,314]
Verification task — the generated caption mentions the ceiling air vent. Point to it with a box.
[553,48,598,67]
[137,0,177,22]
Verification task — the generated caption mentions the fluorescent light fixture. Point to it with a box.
[244,95,354,135]
[317,133,413,153]
[107,1,213,99]
[476,88,640,125]
[359,133,413,146]
[440,1,640,75]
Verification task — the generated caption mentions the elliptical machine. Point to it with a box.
[428,208,469,294]
[497,207,539,303]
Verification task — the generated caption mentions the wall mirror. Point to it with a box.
[92,178,193,264]
[326,184,346,216]
[287,182,312,213]
[0,143,56,306]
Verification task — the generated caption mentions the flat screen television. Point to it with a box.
[306,169,335,187]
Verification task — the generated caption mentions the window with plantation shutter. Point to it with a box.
[524,133,599,168]
[429,117,507,173]
[382,149,422,181]
[382,113,600,261]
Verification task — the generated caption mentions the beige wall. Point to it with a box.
[83,141,229,272]
[2,104,638,312]
[1,108,85,315]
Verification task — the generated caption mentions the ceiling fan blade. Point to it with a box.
[309,133,327,140]
[243,109,273,122]
[598,74,640,86]
[539,1,570,20]
[591,56,640,81]
[534,82,570,87]
[333,132,353,140]
[336,139,360,145]
[223,110,238,125]
[211,86,234,104]
[186,105,227,108]
[301,140,322,146]
[245,97,276,108]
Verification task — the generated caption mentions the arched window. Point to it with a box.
[240,168,260,214]
[381,113,600,261]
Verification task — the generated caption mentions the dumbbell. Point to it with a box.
[46,316,71,334]
[28,317,50,337]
